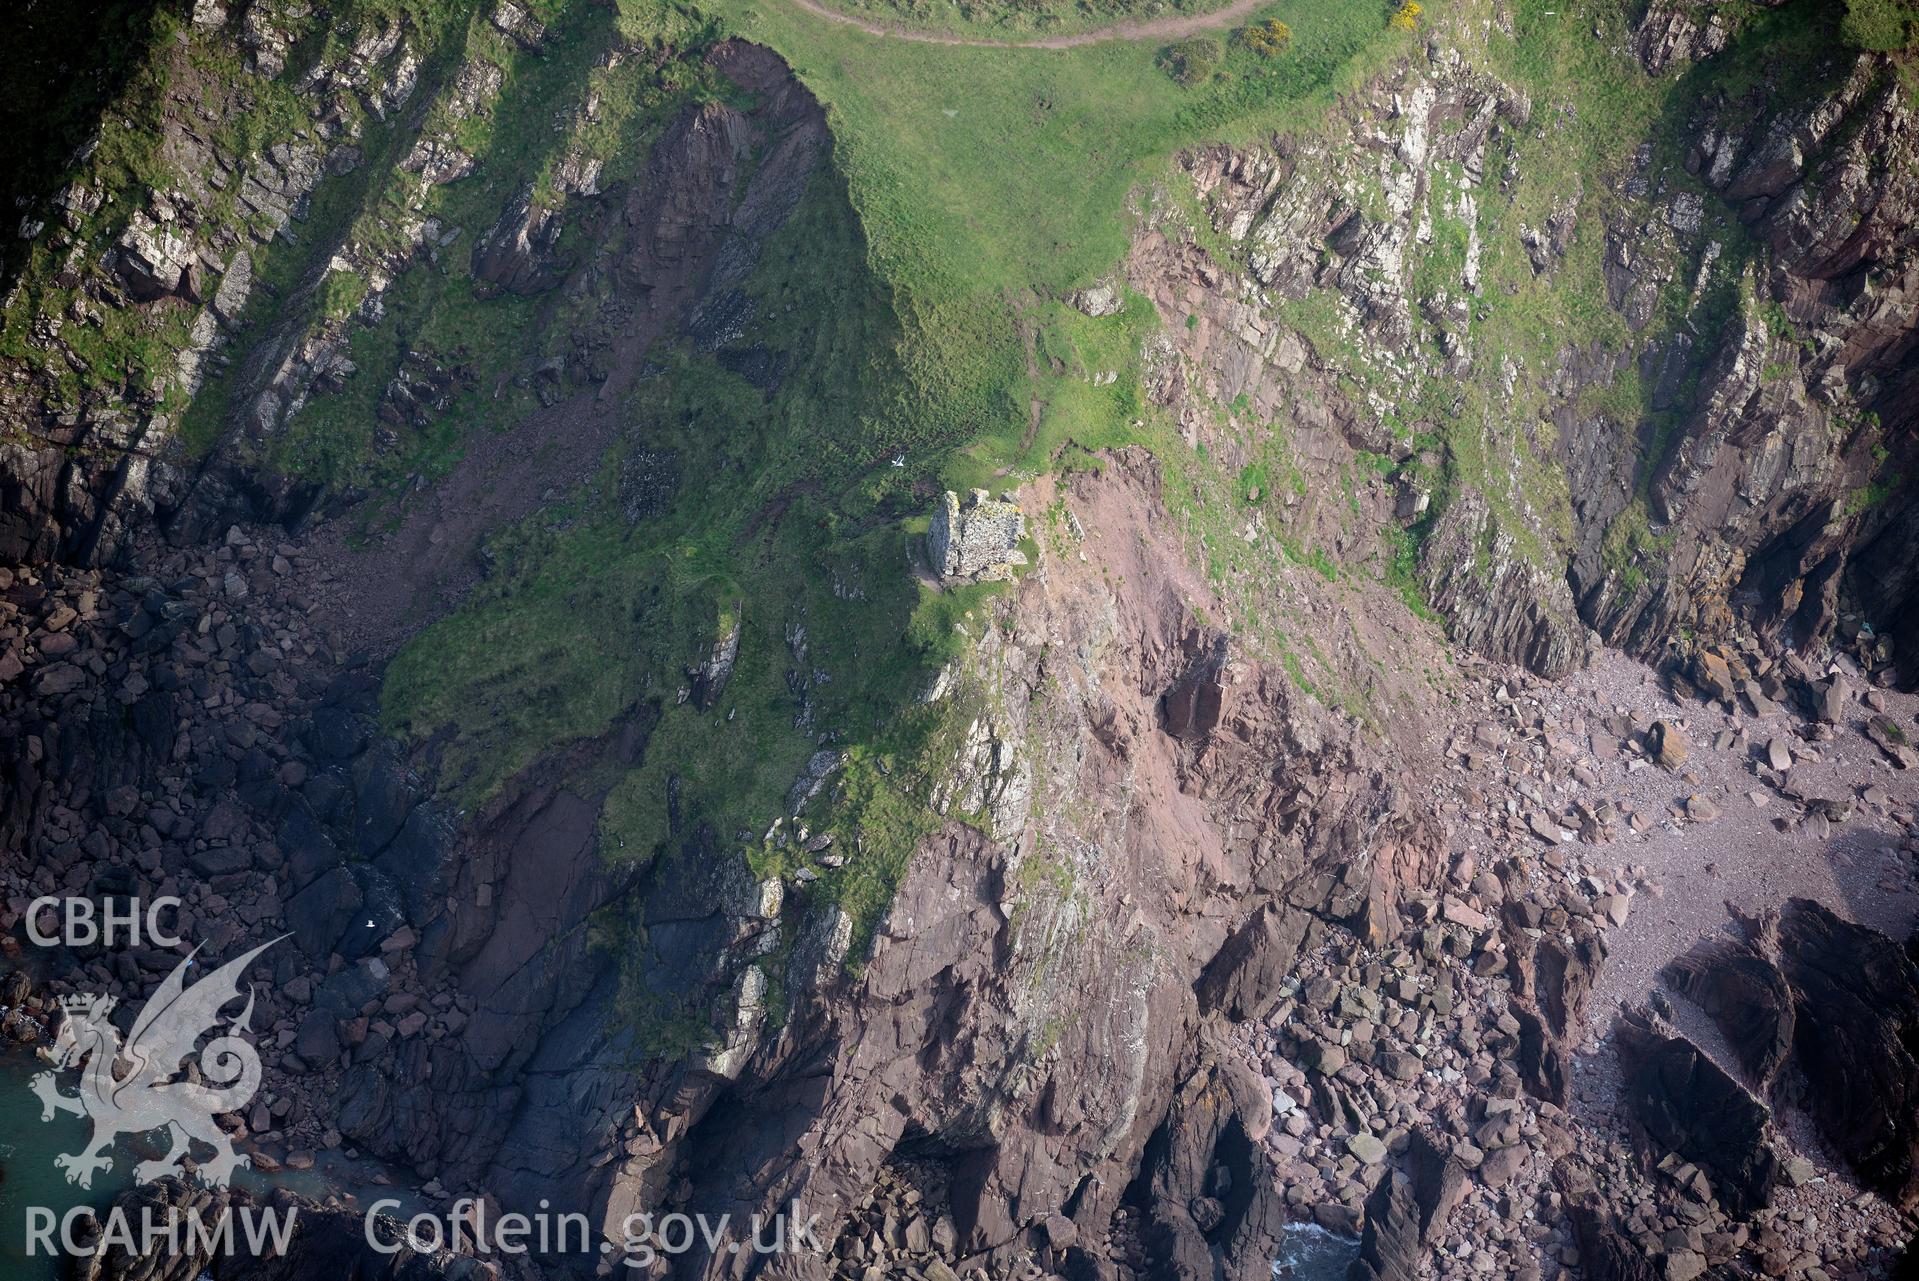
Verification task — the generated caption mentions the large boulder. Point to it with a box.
[1503,882,1605,1107]
[286,864,362,959]
[1197,902,1308,1023]
[107,212,200,302]
[1617,1012,1778,1218]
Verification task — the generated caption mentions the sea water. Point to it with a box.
[1273,1221,1361,1280]
[0,1052,139,1279]
[0,1050,408,1278]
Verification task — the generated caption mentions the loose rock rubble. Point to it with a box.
[0,527,478,1198]
[1210,630,1919,1281]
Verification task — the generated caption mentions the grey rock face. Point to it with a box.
[927,488,1026,582]
[107,212,201,303]
[1632,1,1733,75]
[1071,281,1123,317]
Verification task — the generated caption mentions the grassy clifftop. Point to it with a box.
[713,0,1406,481]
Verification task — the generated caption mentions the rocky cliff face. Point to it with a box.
[1580,26,1919,675]
[0,2,860,1268]
[1139,61,1595,680]
[1138,1,1918,685]
[599,453,1452,1277]
[4,0,389,563]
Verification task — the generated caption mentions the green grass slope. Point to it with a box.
[711,0,1411,479]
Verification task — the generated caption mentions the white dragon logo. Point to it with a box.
[27,937,284,1190]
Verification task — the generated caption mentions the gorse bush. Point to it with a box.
[1390,1,1422,31]
[1238,19,1293,57]
[1159,37,1223,86]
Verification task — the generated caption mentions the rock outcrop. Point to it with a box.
[1616,1012,1779,1220]
[1664,898,1919,1211]
[1559,1174,1662,1281]
[1503,905,1605,1108]
[1137,1024,1291,1280]
[928,488,1027,582]
[1348,1130,1467,1281]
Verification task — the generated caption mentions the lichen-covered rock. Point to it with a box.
[107,211,200,303]
[1631,0,1734,74]
[927,487,1026,582]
